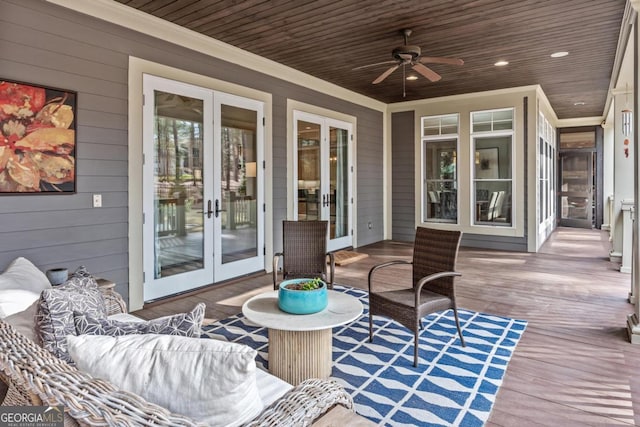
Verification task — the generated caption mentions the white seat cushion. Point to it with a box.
[255,368,292,407]
[67,333,264,427]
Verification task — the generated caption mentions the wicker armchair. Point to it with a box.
[368,226,465,367]
[273,220,335,290]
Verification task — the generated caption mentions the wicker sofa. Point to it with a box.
[0,283,355,426]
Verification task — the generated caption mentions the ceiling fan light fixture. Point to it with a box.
[494,60,509,67]
[406,75,419,81]
[551,51,569,58]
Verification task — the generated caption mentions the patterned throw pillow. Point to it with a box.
[67,265,97,285]
[74,303,205,337]
[36,278,107,363]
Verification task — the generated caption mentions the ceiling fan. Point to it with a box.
[353,29,464,85]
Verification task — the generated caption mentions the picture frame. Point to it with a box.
[475,147,499,179]
[0,79,77,194]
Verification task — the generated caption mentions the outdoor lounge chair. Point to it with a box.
[367,226,465,367]
[273,220,335,290]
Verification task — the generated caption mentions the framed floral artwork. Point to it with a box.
[0,79,77,194]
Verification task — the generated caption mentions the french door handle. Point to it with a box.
[205,200,214,219]
[214,199,226,217]
[322,194,327,207]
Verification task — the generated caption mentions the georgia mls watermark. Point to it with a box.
[0,406,64,427]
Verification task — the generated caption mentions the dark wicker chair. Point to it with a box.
[368,226,465,367]
[273,220,335,290]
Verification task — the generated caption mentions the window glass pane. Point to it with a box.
[493,120,513,131]
[423,138,457,222]
[472,123,491,132]
[473,134,512,227]
[440,125,458,135]
[422,115,458,136]
[472,111,491,124]
[441,116,458,126]
[493,109,513,121]
[423,126,441,136]
[473,109,513,132]
[422,117,440,136]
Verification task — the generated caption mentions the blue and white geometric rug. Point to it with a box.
[201,285,527,427]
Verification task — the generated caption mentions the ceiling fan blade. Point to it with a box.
[352,60,398,71]
[412,63,441,82]
[373,65,399,84]
[420,56,464,66]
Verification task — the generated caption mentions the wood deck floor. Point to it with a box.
[133,227,640,426]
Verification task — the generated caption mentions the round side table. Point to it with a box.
[242,290,362,385]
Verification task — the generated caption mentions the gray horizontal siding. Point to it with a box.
[391,111,416,242]
[0,0,384,303]
[461,234,528,252]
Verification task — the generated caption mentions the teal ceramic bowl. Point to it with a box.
[278,278,328,314]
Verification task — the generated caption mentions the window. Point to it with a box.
[472,108,513,226]
[539,114,556,224]
[421,114,458,223]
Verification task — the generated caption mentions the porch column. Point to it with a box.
[610,90,635,265]
[602,121,615,232]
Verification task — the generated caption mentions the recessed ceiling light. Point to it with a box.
[551,51,569,58]
[494,60,509,66]
[574,101,586,106]
[406,75,418,81]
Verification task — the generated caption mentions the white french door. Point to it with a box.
[213,93,264,281]
[293,111,353,251]
[143,75,264,301]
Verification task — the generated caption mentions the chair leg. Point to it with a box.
[453,308,466,347]
[414,328,419,367]
[369,311,373,343]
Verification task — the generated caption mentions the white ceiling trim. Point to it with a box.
[45,0,386,113]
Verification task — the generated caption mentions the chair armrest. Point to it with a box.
[95,278,127,315]
[367,260,412,292]
[414,271,462,306]
[273,252,283,290]
[326,252,335,289]
[244,378,353,427]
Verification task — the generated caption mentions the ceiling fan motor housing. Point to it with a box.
[392,45,421,62]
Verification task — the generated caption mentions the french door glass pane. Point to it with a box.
[153,90,204,278]
[560,153,591,221]
[220,104,258,264]
[297,120,321,221]
[330,126,348,239]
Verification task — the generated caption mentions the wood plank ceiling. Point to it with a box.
[115,0,626,119]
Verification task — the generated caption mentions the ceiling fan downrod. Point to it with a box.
[403,63,406,98]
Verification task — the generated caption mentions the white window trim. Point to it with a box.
[420,114,460,224]
[470,108,516,229]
